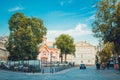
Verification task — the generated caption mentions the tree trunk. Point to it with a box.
[65,54,67,62]
[61,55,63,63]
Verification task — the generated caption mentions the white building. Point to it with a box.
[37,38,97,65]
[74,41,96,65]
[64,41,97,65]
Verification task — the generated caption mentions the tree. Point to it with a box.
[99,42,114,62]
[55,34,75,62]
[92,0,120,55]
[7,12,47,60]
[92,0,116,40]
[109,2,120,55]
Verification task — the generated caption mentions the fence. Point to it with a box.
[41,62,75,73]
[0,60,41,72]
[0,60,75,73]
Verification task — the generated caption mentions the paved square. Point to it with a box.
[0,66,120,80]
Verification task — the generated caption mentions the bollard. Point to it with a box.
[55,68,57,72]
[42,68,44,74]
[51,68,54,74]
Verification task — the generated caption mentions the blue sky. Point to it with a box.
[0,0,99,46]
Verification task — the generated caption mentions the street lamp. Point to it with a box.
[50,52,53,73]
[118,55,120,71]
[50,53,52,73]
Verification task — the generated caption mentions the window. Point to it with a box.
[88,60,90,63]
[81,60,83,63]
[81,54,83,58]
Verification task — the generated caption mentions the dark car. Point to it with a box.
[79,64,86,69]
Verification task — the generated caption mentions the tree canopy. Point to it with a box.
[99,42,114,62]
[92,0,120,55]
[55,34,75,62]
[7,12,47,60]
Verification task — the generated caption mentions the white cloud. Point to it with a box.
[86,14,95,21]
[79,7,87,11]
[89,10,96,14]
[44,11,76,20]
[46,23,92,41]
[92,4,96,8]
[60,0,72,6]
[8,6,24,12]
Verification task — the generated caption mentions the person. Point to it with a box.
[96,62,98,70]
[96,62,100,70]
[98,63,100,70]
[73,62,75,67]
[106,61,109,69]
[101,62,105,70]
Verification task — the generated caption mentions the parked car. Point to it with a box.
[79,64,86,69]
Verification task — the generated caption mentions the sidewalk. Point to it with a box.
[104,68,120,74]
[114,69,120,74]
[0,67,76,75]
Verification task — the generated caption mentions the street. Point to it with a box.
[0,66,120,80]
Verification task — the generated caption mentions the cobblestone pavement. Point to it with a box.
[0,66,120,80]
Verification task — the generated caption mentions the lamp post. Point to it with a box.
[118,55,120,71]
[25,56,28,72]
[50,52,53,73]
[50,53,52,73]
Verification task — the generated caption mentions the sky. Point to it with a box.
[0,0,100,46]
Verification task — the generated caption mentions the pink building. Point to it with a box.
[37,37,60,62]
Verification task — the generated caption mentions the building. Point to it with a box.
[64,41,96,65]
[37,37,60,62]
[37,38,96,65]
[74,41,96,65]
[0,36,9,61]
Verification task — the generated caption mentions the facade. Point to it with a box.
[37,38,60,62]
[0,36,9,61]
[63,41,96,65]
[73,41,96,65]
[37,38,96,65]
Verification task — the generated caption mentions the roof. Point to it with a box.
[75,41,95,47]
[38,43,60,53]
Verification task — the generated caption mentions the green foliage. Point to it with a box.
[92,0,116,40]
[95,55,99,63]
[99,42,114,62]
[55,34,76,62]
[7,12,47,60]
[92,0,120,55]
